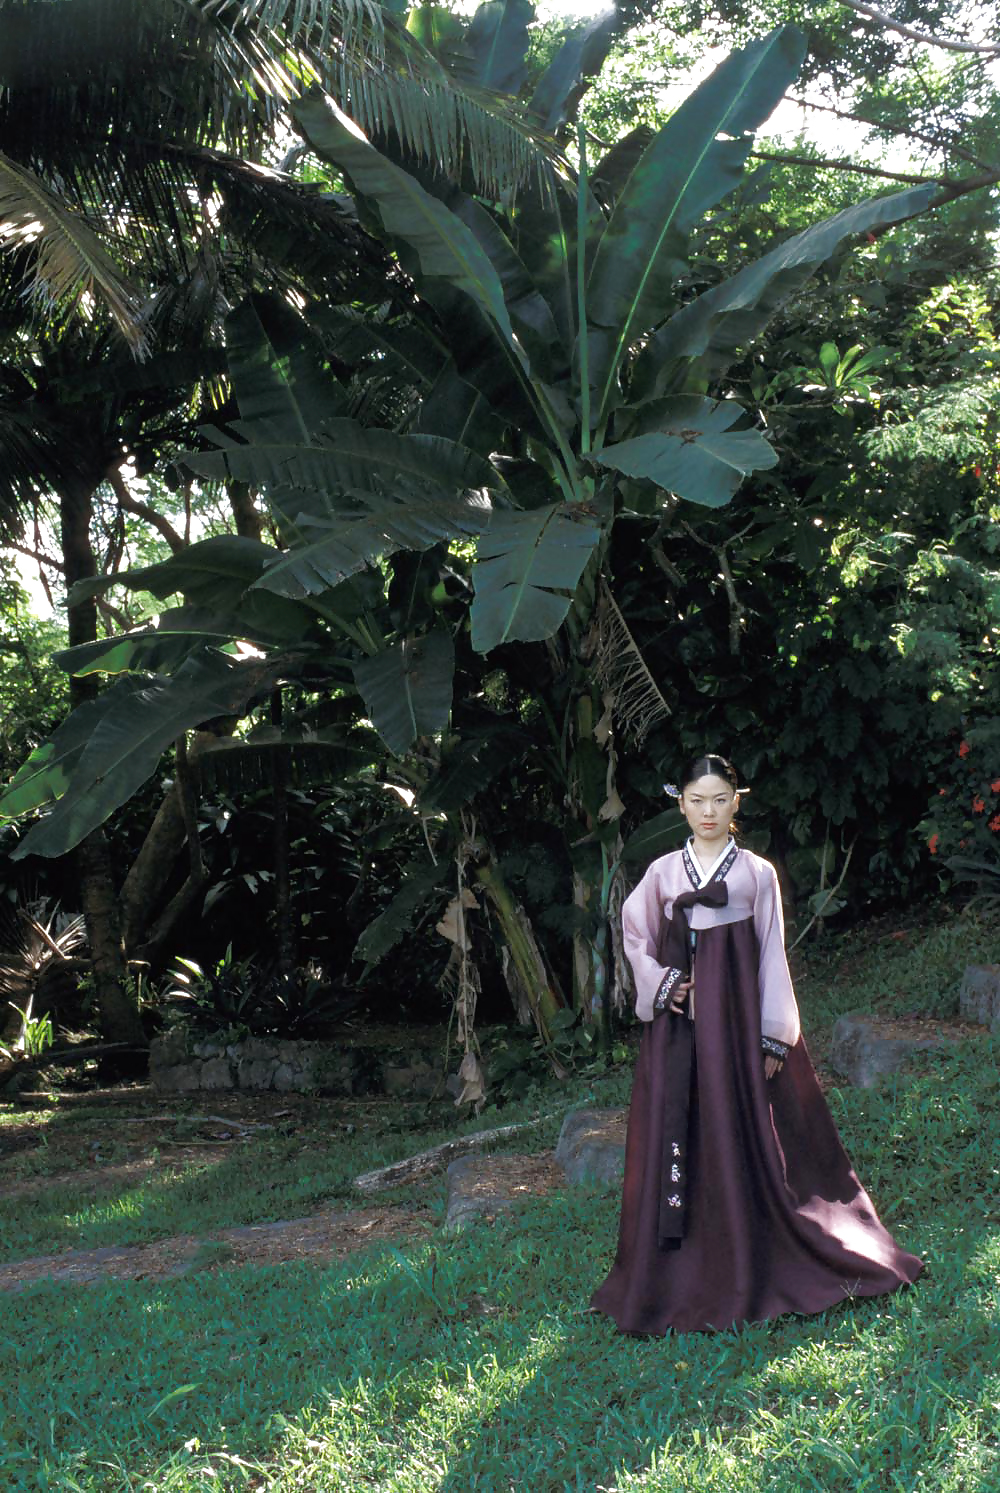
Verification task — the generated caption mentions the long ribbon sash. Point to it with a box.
[655,845,737,1248]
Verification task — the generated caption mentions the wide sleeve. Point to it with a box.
[622,861,676,1023]
[753,861,801,1048]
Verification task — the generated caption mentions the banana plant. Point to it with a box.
[2,13,946,1031]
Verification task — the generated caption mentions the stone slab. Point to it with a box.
[444,1154,517,1232]
[959,964,1000,1024]
[555,1107,627,1185]
[829,1013,945,1089]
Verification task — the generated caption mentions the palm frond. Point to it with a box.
[0,151,146,352]
[592,581,670,746]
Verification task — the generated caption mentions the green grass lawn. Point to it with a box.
[1,905,999,1492]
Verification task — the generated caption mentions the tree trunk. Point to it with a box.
[60,471,147,1072]
[228,481,263,541]
[474,859,565,1050]
[120,727,233,967]
[119,780,187,953]
[270,686,295,982]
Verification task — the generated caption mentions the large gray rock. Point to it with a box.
[829,1012,945,1089]
[959,964,1000,1024]
[199,1056,235,1091]
[555,1107,627,1185]
[443,1155,517,1232]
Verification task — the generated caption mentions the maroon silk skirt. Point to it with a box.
[590,917,924,1334]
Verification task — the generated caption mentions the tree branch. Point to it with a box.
[680,522,752,658]
[749,149,944,186]
[95,593,131,633]
[8,540,65,572]
[836,0,1000,55]
[788,94,995,172]
[107,466,186,554]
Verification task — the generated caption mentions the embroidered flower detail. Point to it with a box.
[667,1194,682,1208]
[928,833,939,855]
[671,1164,681,1182]
[671,1142,681,1158]
[959,740,970,758]
[973,797,986,814]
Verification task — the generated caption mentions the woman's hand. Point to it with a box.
[764,1054,784,1080]
[670,978,694,1016]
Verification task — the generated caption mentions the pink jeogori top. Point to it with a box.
[622,844,801,1045]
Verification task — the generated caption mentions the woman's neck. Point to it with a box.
[690,834,732,871]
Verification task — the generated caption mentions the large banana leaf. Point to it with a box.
[511,176,604,355]
[633,181,939,398]
[471,503,602,652]
[188,419,496,503]
[354,856,451,967]
[0,684,141,823]
[420,723,532,811]
[308,306,445,391]
[414,361,509,456]
[67,535,278,611]
[12,649,278,861]
[193,724,378,792]
[225,294,349,443]
[527,11,619,133]
[52,596,322,678]
[292,92,522,362]
[586,27,804,423]
[53,628,241,679]
[621,808,688,869]
[250,489,493,598]
[463,0,533,93]
[593,396,778,508]
[353,628,455,755]
[449,193,564,373]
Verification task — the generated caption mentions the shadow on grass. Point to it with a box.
[2,1039,999,1491]
[1,1176,997,1493]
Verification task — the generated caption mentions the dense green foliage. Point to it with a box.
[1,0,999,1047]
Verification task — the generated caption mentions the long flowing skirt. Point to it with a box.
[590,917,924,1334]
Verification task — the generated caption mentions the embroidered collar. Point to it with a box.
[683,837,737,890]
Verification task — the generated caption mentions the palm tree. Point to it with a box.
[1,0,564,1062]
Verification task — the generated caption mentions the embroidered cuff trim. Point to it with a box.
[654,967,684,1012]
[761,1034,790,1060]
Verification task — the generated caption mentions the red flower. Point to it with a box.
[991,780,1000,793]
[939,788,948,796]
[960,839,968,848]
[990,816,1000,833]
[974,465,982,478]
[958,740,970,757]
[928,833,939,855]
[973,797,986,813]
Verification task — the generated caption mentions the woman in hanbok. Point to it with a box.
[590,754,923,1335]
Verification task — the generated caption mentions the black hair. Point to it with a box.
[679,754,740,794]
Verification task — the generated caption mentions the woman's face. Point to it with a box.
[680,774,738,848]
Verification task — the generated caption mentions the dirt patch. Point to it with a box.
[859,1015,988,1042]
[0,1204,436,1292]
[449,1152,567,1203]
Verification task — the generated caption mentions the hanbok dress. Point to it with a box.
[589,838,923,1334]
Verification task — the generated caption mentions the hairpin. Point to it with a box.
[662,783,680,799]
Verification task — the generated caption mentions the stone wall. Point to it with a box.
[150,1030,445,1098]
